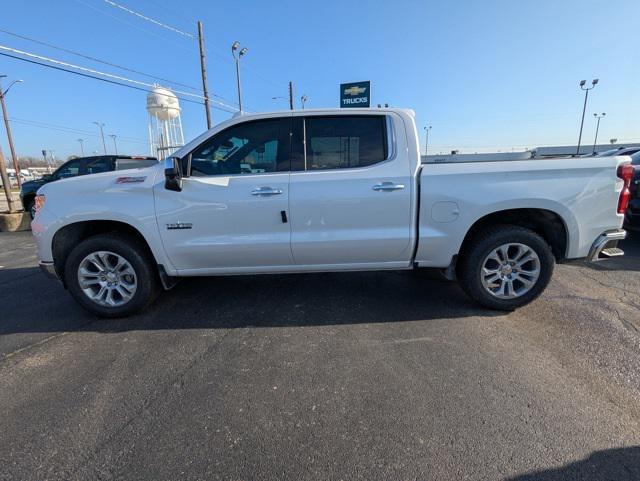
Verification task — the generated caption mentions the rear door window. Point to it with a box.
[303,116,387,170]
[85,157,112,174]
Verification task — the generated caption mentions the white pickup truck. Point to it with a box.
[32,108,633,317]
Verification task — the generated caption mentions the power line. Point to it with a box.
[72,0,195,53]
[0,50,239,113]
[10,117,148,145]
[104,0,196,38]
[0,44,240,111]
[0,28,201,92]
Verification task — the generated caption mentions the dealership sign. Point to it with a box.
[340,81,371,108]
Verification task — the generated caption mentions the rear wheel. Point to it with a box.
[64,233,159,317]
[458,225,554,310]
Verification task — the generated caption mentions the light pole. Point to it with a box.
[423,125,432,156]
[77,138,85,156]
[231,41,248,112]
[301,95,308,109]
[576,79,599,156]
[109,134,118,155]
[592,113,606,154]
[93,121,107,154]
[0,75,23,187]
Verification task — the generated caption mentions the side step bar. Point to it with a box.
[587,229,626,261]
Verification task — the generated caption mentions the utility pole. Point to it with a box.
[592,113,605,154]
[109,134,118,155]
[0,75,23,187]
[288,81,294,110]
[576,79,598,156]
[197,21,212,129]
[0,145,17,213]
[93,122,107,154]
[77,138,85,156]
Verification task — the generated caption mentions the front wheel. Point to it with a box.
[457,225,554,310]
[64,233,159,317]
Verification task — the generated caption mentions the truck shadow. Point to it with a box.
[504,445,640,481]
[0,267,499,335]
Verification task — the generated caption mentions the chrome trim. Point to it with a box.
[587,229,626,261]
[39,261,58,280]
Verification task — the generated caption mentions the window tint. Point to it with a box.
[116,158,158,170]
[55,160,82,179]
[304,116,387,170]
[85,158,112,174]
[190,119,285,176]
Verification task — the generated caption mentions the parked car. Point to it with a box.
[20,155,157,217]
[623,151,640,231]
[31,109,631,317]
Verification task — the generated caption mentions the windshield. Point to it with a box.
[630,152,640,165]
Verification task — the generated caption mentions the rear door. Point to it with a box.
[288,113,413,267]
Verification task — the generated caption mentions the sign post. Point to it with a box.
[340,81,371,108]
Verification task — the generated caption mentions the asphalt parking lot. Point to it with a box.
[1,231,639,480]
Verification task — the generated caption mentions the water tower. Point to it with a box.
[146,86,185,159]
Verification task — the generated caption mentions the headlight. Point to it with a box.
[34,194,46,213]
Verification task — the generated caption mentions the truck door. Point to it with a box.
[288,114,413,267]
[154,117,294,272]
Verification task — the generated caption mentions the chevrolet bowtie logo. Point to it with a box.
[343,86,367,96]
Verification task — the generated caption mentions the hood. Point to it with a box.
[38,163,162,197]
[21,178,47,191]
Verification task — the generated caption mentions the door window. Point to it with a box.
[189,118,287,176]
[85,158,112,174]
[303,116,387,170]
[54,159,83,179]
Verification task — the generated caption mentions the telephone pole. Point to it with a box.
[0,75,23,187]
[197,21,212,129]
[288,81,294,110]
[0,145,17,213]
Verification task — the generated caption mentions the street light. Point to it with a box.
[576,78,599,156]
[301,95,308,109]
[93,122,107,154]
[592,113,606,154]
[0,75,23,187]
[77,138,85,156]
[231,41,248,112]
[109,134,118,155]
[423,125,432,156]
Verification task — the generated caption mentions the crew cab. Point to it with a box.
[31,108,632,317]
[20,155,157,218]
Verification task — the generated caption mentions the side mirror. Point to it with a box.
[164,157,183,192]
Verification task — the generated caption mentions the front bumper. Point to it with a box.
[587,229,626,262]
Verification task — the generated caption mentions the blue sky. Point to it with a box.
[1,0,638,160]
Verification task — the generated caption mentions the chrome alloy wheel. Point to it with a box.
[480,243,540,299]
[77,251,137,307]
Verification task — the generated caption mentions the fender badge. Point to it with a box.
[116,176,147,184]
[166,223,193,230]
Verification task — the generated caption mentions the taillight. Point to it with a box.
[617,163,634,214]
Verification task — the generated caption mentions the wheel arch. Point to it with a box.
[458,208,569,263]
[51,220,157,285]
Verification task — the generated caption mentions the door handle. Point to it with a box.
[251,187,283,196]
[372,182,405,191]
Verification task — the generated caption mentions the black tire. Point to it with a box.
[457,225,554,311]
[27,199,36,220]
[64,233,159,318]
